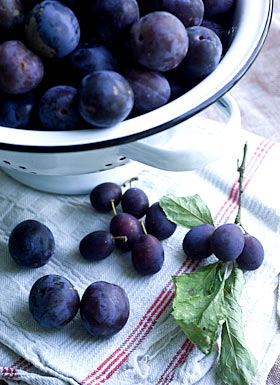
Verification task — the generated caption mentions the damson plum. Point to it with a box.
[25,0,80,58]
[8,220,55,268]
[121,187,149,219]
[175,26,222,81]
[90,182,122,212]
[80,281,129,337]
[69,44,118,78]
[201,19,229,49]
[78,71,134,127]
[91,0,140,46]
[110,213,143,251]
[0,93,36,129]
[0,0,25,31]
[79,231,115,261]
[150,0,205,28]
[203,0,235,18]
[183,224,215,260]
[39,86,82,130]
[0,41,44,94]
[129,11,189,72]
[29,275,80,328]
[124,69,171,115]
[145,202,177,240]
[211,223,244,261]
[132,234,164,275]
[236,234,264,271]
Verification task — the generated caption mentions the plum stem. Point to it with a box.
[234,142,248,233]
[111,235,128,243]
[140,221,147,235]
[122,177,139,188]
[111,200,117,216]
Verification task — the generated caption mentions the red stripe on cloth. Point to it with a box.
[84,261,200,385]
[1,367,18,380]
[163,340,194,385]
[155,140,275,385]
[214,139,270,226]
[10,357,33,373]
[155,340,191,385]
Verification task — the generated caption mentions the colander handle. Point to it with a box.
[120,93,241,171]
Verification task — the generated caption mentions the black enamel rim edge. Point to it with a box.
[0,0,273,154]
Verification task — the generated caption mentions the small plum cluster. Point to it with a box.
[81,181,177,276]
[182,223,264,271]
[0,0,235,130]
[8,220,130,336]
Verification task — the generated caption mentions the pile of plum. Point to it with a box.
[7,180,264,337]
[0,0,235,130]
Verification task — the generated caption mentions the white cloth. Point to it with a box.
[0,130,279,385]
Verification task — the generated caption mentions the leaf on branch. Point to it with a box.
[172,263,227,355]
[159,194,214,228]
[217,266,258,385]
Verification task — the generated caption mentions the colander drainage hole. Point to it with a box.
[119,157,126,161]
[19,166,26,170]
[3,160,11,165]
[105,163,113,167]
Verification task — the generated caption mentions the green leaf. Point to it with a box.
[217,266,258,385]
[172,263,227,355]
[159,194,214,228]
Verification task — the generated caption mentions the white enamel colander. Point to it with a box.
[0,0,273,194]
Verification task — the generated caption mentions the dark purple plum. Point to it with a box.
[91,0,140,46]
[78,71,134,127]
[145,202,177,240]
[236,234,264,271]
[79,231,115,261]
[150,0,204,27]
[29,274,80,328]
[203,0,235,18]
[90,182,122,212]
[80,281,129,337]
[25,0,80,58]
[0,0,25,31]
[167,76,189,100]
[69,44,118,78]
[0,93,36,129]
[201,19,229,49]
[0,41,44,94]
[132,234,164,275]
[124,68,171,115]
[38,86,82,130]
[129,11,189,72]
[175,26,222,81]
[8,219,55,268]
[211,223,245,261]
[183,224,215,260]
[121,187,149,219]
[110,213,143,251]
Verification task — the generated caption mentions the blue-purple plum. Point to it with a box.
[0,93,36,128]
[0,41,44,94]
[121,187,149,219]
[79,231,115,261]
[8,220,55,268]
[25,0,80,58]
[39,86,82,130]
[124,68,171,115]
[0,0,25,31]
[203,0,235,18]
[29,274,80,328]
[145,202,177,240]
[110,213,143,251]
[132,234,164,275]
[236,234,264,271]
[183,224,215,260]
[78,71,134,127]
[129,11,189,72]
[211,223,245,261]
[91,0,139,46]
[80,281,129,337]
[90,182,122,212]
